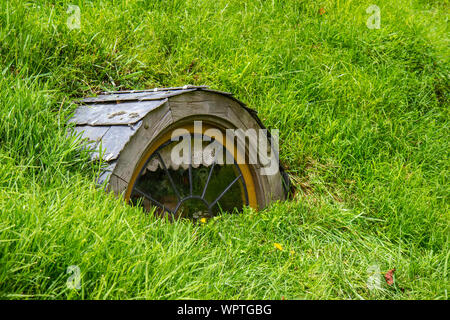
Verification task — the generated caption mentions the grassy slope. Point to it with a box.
[0,0,448,299]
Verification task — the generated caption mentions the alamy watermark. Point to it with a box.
[66,5,81,30]
[170,121,280,176]
[367,264,382,291]
[366,5,381,29]
[66,265,81,290]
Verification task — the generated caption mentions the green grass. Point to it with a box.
[0,0,448,299]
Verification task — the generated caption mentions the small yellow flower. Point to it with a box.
[290,250,295,255]
[274,243,283,251]
[200,218,207,223]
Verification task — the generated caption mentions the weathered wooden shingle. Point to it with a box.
[69,99,167,126]
[69,122,142,161]
[69,125,110,157]
[79,88,197,104]
[98,123,142,161]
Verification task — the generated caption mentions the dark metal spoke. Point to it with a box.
[201,160,216,199]
[239,174,249,206]
[188,141,193,196]
[209,174,242,209]
[156,152,181,200]
[222,145,249,206]
[133,187,174,215]
[173,195,212,217]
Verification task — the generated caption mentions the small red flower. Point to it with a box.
[384,268,396,286]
